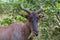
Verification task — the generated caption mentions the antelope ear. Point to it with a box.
[20,14,25,17]
[17,13,29,19]
[39,15,44,18]
[20,14,29,19]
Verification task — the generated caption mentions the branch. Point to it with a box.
[55,12,60,22]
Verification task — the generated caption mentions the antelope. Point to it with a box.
[0,4,44,40]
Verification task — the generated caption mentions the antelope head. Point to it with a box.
[20,4,44,36]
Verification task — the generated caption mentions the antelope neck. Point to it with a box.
[25,20,33,32]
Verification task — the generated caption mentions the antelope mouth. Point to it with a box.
[28,32,38,39]
[32,26,39,36]
[33,31,39,36]
[34,32,38,36]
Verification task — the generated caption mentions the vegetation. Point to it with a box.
[0,0,60,40]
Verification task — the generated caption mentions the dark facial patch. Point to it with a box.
[28,13,39,36]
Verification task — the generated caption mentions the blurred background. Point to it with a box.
[0,0,60,40]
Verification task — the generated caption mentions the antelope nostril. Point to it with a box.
[35,33,38,36]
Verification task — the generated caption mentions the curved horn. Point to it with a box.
[21,4,32,14]
[35,5,42,14]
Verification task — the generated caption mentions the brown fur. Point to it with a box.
[0,21,33,40]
